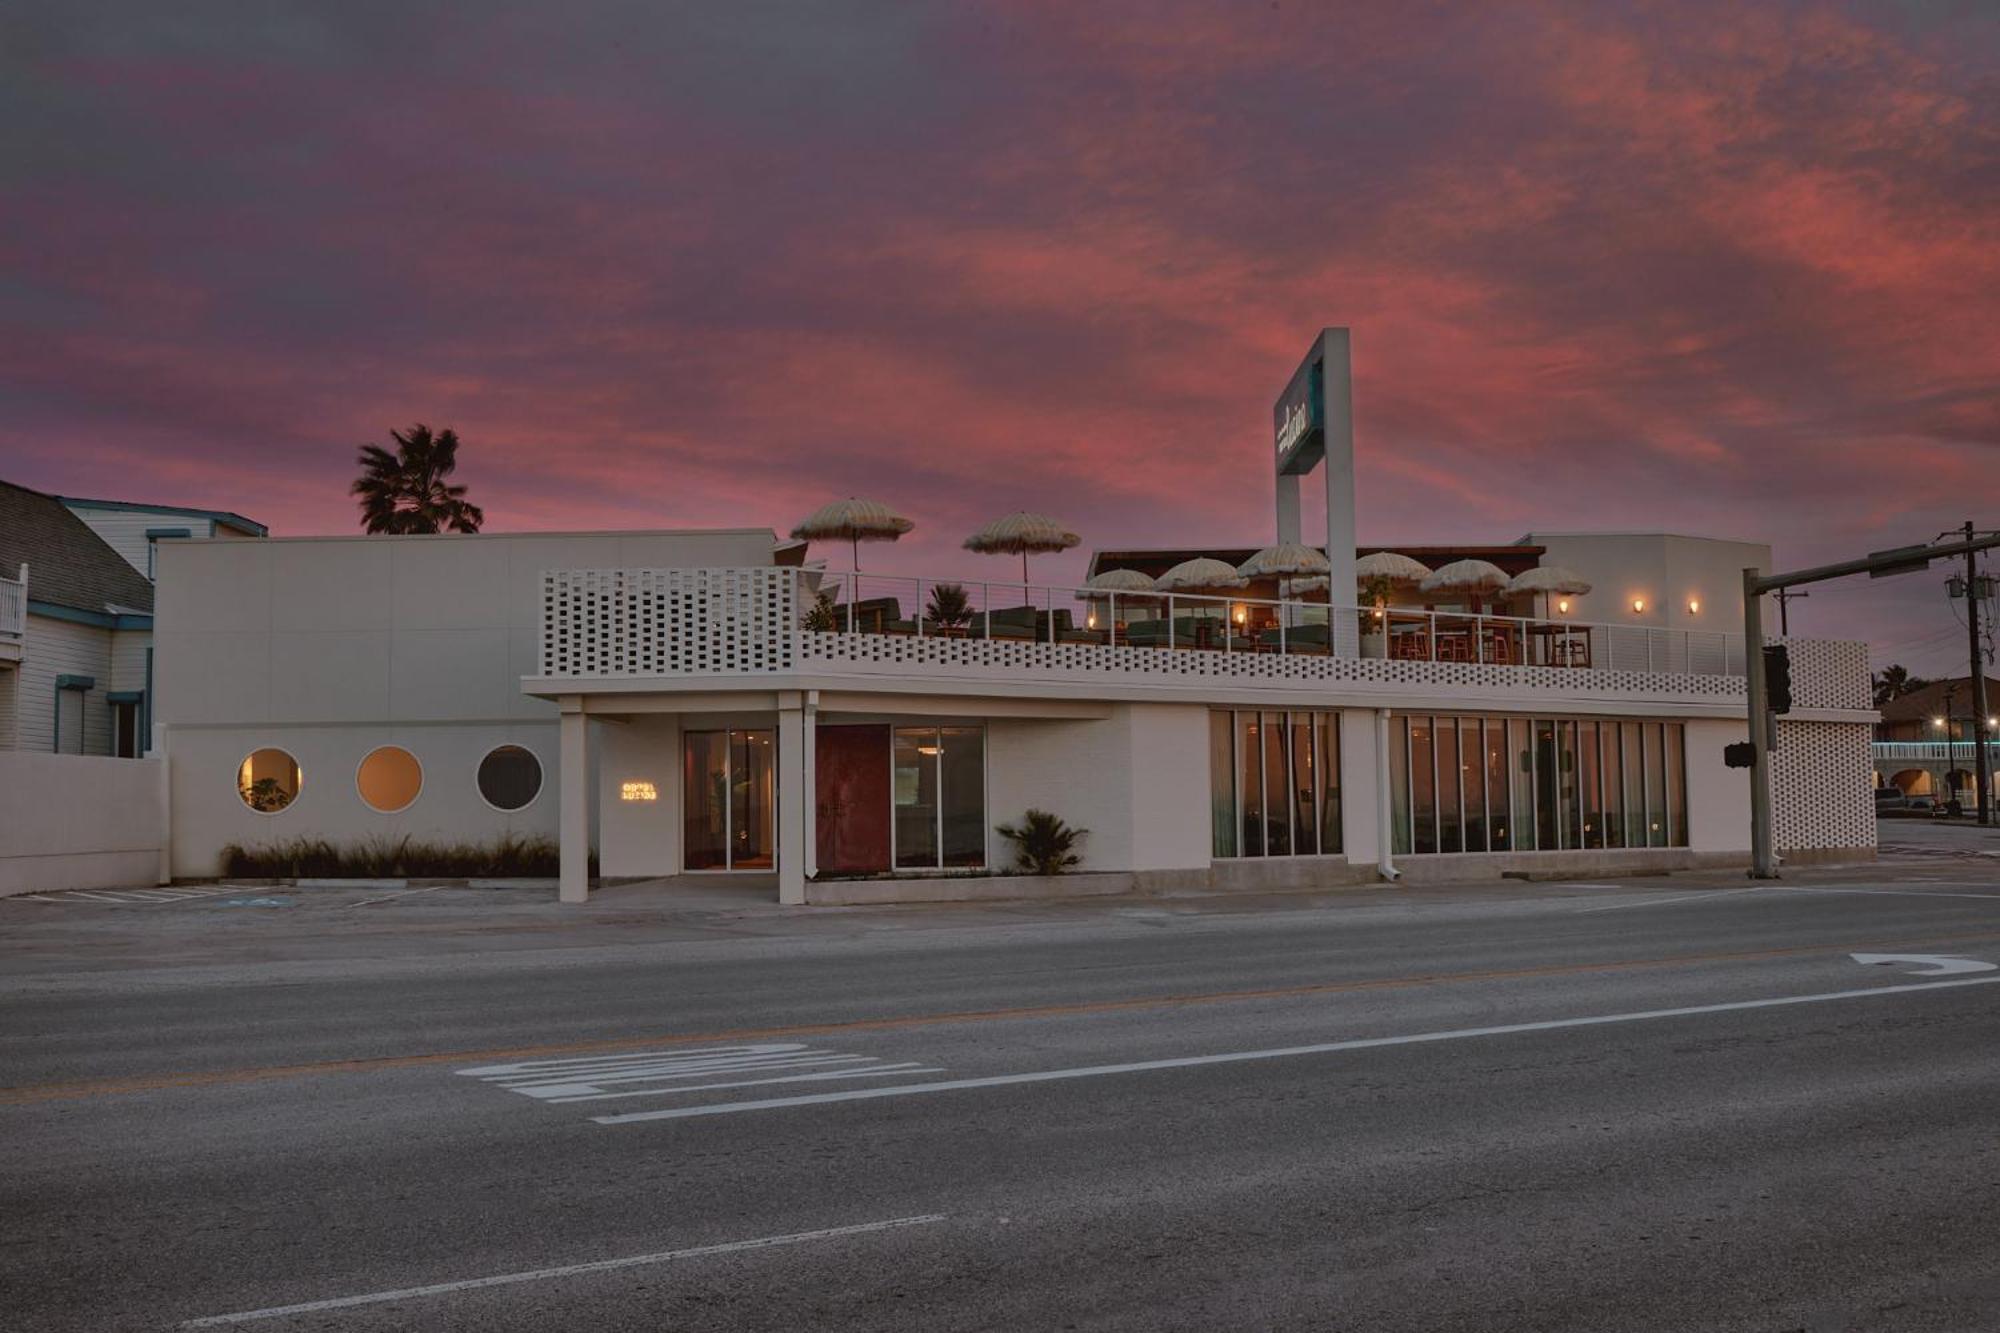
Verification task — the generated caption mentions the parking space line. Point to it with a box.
[179,1214,948,1326]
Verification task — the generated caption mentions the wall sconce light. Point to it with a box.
[1687,598,1700,615]
[1233,605,1246,625]
[1631,598,1646,615]
[1556,598,1570,615]
[1086,609,1097,629]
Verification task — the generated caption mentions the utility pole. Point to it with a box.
[1772,587,1809,636]
[1964,521,1992,827]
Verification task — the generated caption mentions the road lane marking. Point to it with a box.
[593,974,2000,1124]
[458,1043,944,1105]
[14,923,2000,1106]
[1575,886,1769,913]
[1851,952,1997,975]
[1763,885,2000,902]
[347,886,445,909]
[178,1213,947,1327]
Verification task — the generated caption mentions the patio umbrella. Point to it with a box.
[1076,567,1159,627]
[1507,564,1593,619]
[1354,551,1433,611]
[790,498,914,571]
[1237,541,1330,604]
[1420,557,1512,614]
[1289,574,1331,601]
[963,511,1080,584]
[1154,557,1248,593]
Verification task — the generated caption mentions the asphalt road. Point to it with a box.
[5,862,2000,1331]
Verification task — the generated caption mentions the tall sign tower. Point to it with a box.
[1273,328,1357,654]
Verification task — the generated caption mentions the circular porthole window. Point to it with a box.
[356,745,423,814]
[238,748,302,813]
[476,745,543,812]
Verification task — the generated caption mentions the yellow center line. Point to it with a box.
[9,925,2000,1106]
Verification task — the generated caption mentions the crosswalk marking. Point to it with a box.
[458,1043,944,1109]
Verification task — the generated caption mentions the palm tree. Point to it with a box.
[1872,663,1930,709]
[351,425,484,534]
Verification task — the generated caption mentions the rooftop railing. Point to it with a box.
[802,570,1747,675]
[1874,740,2000,762]
[536,566,1753,681]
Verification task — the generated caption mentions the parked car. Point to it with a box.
[1874,788,1908,811]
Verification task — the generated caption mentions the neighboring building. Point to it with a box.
[0,482,160,755]
[58,496,267,580]
[1874,674,1999,804]
[148,330,1875,900]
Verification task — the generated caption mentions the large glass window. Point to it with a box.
[1437,719,1462,854]
[683,728,774,871]
[730,730,775,869]
[1318,714,1342,855]
[1459,717,1486,853]
[894,726,986,870]
[1209,709,1345,859]
[1210,712,1237,858]
[1411,717,1437,854]
[1389,717,1411,856]
[1238,712,1265,857]
[1485,720,1511,852]
[1509,719,1534,851]
[1387,715,1688,857]
[1290,713,1317,857]
[1646,723,1669,849]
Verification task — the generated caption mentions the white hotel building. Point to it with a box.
[148,332,1876,902]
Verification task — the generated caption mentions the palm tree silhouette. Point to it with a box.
[1871,663,1930,709]
[351,425,485,534]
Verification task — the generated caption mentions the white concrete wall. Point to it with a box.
[1523,533,1770,632]
[1684,717,1752,853]
[1339,710,1382,868]
[153,529,772,874]
[986,714,1137,874]
[0,752,164,894]
[597,715,681,878]
[16,613,114,754]
[163,720,562,877]
[1123,704,1215,873]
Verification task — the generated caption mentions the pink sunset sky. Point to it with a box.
[3,2,1995,675]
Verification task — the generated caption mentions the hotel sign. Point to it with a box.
[1274,341,1325,476]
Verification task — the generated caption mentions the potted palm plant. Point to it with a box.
[1360,574,1393,658]
[925,582,974,636]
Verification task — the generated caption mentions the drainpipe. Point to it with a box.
[1375,708,1401,881]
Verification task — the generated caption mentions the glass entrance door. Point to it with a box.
[682,728,775,871]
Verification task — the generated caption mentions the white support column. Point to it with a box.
[803,691,819,884]
[1275,473,1302,546]
[777,696,807,905]
[1321,329,1358,656]
[559,698,590,904]
[1374,708,1400,881]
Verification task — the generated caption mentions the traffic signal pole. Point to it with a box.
[1742,529,2000,879]
[1743,568,1777,878]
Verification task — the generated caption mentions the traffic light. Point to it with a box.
[1763,644,1792,715]
[1724,741,1754,769]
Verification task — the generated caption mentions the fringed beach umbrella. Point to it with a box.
[1156,557,1247,625]
[1355,550,1433,586]
[790,498,914,571]
[1076,567,1160,628]
[963,511,1080,584]
[1154,557,1248,593]
[1420,557,1512,613]
[1507,565,1593,619]
[1289,574,1331,602]
[1237,541,1330,604]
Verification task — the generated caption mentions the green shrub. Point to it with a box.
[995,809,1088,876]
[218,833,572,879]
[801,589,839,631]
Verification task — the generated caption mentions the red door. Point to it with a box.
[817,725,891,874]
